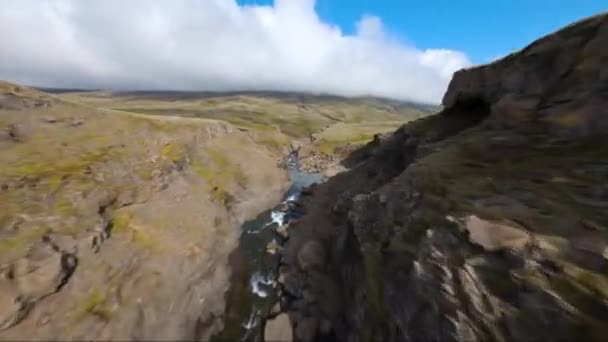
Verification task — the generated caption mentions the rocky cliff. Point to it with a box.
[280,13,608,341]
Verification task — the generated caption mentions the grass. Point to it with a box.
[135,167,154,181]
[2,146,111,181]
[190,146,247,205]
[311,121,403,153]
[62,91,433,145]
[54,197,74,217]
[252,132,290,151]
[0,228,46,254]
[110,211,158,250]
[161,143,186,163]
[73,289,111,322]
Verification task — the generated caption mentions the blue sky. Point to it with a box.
[238,0,607,64]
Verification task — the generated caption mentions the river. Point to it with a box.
[210,151,322,341]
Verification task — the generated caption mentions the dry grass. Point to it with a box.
[61,91,434,141]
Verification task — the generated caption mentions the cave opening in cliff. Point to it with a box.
[438,97,492,136]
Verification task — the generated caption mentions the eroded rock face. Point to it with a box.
[281,13,608,342]
[443,13,608,136]
[297,240,326,272]
[264,313,293,342]
[0,237,77,331]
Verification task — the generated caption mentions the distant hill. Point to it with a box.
[36,87,439,111]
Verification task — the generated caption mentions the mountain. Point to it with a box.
[278,12,608,341]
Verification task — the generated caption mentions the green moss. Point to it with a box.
[563,262,608,298]
[314,132,377,154]
[54,198,74,217]
[206,147,229,168]
[46,174,64,191]
[190,147,247,205]
[131,229,157,250]
[135,167,154,181]
[3,147,109,179]
[0,228,46,254]
[109,212,157,250]
[110,211,132,233]
[254,133,290,151]
[550,275,608,329]
[192,161,231,205]
[95,136,110,144]
[73,290,111,322]
[161,143,186,163]
[362,248,389,341]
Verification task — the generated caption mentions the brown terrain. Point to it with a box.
[0,77,427,339]
[276,12,608,342]
[0,84,290,340]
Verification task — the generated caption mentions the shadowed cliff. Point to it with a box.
[279,13,608,342]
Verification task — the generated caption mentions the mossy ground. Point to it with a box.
[62,91,433,150]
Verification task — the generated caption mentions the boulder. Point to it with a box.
[264,313,292,342]
[266,239,279,255]
[0,281,30,331]
[294,317,319,342]
[464,215,530,252]
[276,225,289,239]
[14,241,77,299]
[297,240,325,272]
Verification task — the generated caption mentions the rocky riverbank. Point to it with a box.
[279,13,608,341]
[209,151,322,342]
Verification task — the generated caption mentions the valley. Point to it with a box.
[0,82,428,340]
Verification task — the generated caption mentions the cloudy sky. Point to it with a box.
[0,0,480,103]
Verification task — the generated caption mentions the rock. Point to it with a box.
[297,240,325,272]
[319,319,332,335]
[6,124,24,142]
[464,215,531,251]
[294,317,319,342]
[264,313,292,342]
[268,302,282,318]
[278,266,288,285]
[266,239,279,255]
[289,142,301,154]
[14,241,77,299]
[0,281,30,331]
[0,238,78,331]
[442,13,608,135]
[69,118,84,127]
[300,184,317,196]
[276,224,289,239]
[302,289,316,304]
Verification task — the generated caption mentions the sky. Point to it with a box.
[0,1,605,104]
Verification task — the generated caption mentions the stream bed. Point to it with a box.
[210,152,322,341]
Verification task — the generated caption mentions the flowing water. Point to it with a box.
[210,152,322,341]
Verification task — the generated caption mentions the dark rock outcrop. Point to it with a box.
[282,13,608,341]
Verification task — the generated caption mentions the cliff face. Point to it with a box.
[281,13,608,341]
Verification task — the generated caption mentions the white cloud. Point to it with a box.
[0,0,471,104]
